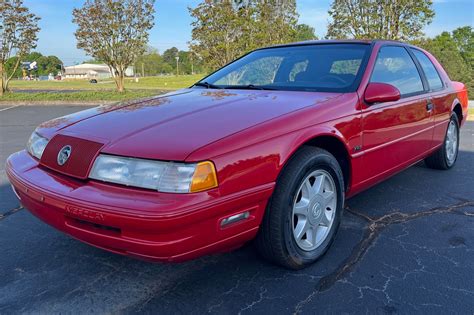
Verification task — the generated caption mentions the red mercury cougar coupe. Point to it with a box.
[7,40,469,269]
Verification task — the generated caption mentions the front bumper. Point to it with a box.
[6,150,274,262]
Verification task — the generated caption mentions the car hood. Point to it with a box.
[37,89,341,161]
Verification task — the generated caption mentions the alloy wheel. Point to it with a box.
[445,120,458,165]
[291,170,337,251]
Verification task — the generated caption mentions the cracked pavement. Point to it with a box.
[0,105,473,314]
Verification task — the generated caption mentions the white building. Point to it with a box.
[64,63,134,79]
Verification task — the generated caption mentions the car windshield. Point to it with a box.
[196,43,370,92]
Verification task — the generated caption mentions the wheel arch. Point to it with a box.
[450,97,466,126]
[453,103,463,125]
[281,129,353,192]
[303,135,351,191]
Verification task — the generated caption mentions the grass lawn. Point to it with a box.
[7,74,204,91]
[0,90,161,102]
[469,108,474,116]
[1,74,205,103]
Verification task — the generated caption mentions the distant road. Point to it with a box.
[469,100,474,108]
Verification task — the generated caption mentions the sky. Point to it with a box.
[24,0,474,66]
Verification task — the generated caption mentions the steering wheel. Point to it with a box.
[318,74,347,85]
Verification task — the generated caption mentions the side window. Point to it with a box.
[370,46,424,96]
[411,49,444,91]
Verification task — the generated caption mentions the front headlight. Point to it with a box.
[27,132,49,160]
[89,155,218,193]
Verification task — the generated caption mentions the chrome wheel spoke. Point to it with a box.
[302,180,314,199]
[294,218,309,240]
[307,226,318,247]
[322,190,335,208]
[316,225,328,243]
[294,198,309,215]
[319,211,332,227]
[313,174,325,195]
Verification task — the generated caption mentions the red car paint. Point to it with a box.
[6,40,469,262]
[364,82,401,104]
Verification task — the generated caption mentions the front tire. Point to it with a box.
[425,113,460,170]
[255,146,344,269]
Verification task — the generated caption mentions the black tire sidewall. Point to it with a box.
[275,149,344,266]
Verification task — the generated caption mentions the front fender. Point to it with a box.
[283,125,353,163]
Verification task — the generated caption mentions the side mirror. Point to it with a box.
[364,83,401,104]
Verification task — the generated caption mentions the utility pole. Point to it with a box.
[175,56,180,76]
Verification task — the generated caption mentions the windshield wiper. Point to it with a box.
[225,84,275,91]
[193,82,222,89]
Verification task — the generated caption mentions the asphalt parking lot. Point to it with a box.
[1,104,473,314]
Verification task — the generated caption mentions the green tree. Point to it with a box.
[135,47,161,76]
[253,0,299,46]
[189,0,299,71]
[0,0,40,95]
[37,55,63,76]
[162,47,179,69]
[176,50,204,75]
[189,1,252,70]
[5,52,63,78]
[153,48,204,75]
[295,24,318,41]
[26,51,42,61]
[5,56,20,79]
[135,46,178,76]
[326,0,434,40]
[73,0,155,92]
[452,26,473,69]
[418,32,473,94]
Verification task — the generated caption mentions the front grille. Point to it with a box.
[40,134,104,179]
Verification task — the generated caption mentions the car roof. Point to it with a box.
[259,39,408,50]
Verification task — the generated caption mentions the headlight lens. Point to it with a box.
[27,132,49,159]
[89,155,218,193]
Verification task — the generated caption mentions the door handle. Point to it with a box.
[426,101,433,112]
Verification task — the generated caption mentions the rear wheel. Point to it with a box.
[255,146,344,269]
[425,113,459,170]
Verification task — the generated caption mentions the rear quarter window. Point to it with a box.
[411,49,444,91]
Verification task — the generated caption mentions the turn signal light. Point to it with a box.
[190,161,218,193]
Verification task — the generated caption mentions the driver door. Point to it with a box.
[361,45,433,182]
